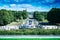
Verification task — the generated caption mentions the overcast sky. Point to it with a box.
[0,0,60,12]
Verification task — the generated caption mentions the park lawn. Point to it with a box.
[7,19,26,26]
[43,19,48,22]
[0,38,60,40]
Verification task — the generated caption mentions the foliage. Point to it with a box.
[0,9,28,26]
[33,11,43,21]
[13,11,22,20]
[0,9,13,26]
[22,10,28,19]
[47,8,60,23]
[0,9,48,26]
[40,12,47,19]
[0,29,60,35]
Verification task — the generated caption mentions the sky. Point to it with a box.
[0,0,60,12]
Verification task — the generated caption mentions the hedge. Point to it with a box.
[0,28,60,35]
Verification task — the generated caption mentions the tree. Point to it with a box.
[22,10,28,19]
[14,11,22,19]
[33,11,43,21]
[11,11,17,21]
[17,11,22,19]
[8,10,14,22]
[40,12,47,19]
[47,8,60,23]
[0,9,14,26]
[0,9,13,26]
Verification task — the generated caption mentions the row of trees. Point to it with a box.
[33,8,60,24]
[0,9,47,26]
[0,9,28,26]
[0,8,59,26]
[33,11,47,21]
[0,28,60,35]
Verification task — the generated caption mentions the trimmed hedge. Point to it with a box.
[0,28,60,35]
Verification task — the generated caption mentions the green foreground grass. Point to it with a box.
[0,38,60,40]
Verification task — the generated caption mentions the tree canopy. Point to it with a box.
[0,9,28,26]
[0,9,13,26]
[33,11,43,21]
[22,10,28,19]
[0,9,47,26]
[47,8,60,23]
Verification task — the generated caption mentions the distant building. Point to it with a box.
[22,14,38,28]
[0,25,19,30]
[38,22,59,29]
[42,25,58,29]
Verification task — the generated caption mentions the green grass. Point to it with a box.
[43,19,48,22]
[0,38,60,40]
